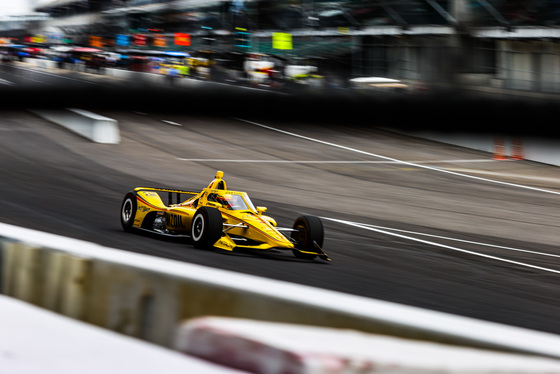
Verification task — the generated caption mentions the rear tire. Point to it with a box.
[291,215,324,260]
[191,207,223,249]
[120,193,137,232]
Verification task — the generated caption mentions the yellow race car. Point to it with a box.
[120,171,329,261]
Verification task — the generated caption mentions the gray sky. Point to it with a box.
[0,0,37,16]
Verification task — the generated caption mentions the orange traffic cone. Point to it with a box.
[510,138,524,160]
[493,136,507,160]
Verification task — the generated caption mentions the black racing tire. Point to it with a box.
[291,215,324,260]
[191,207,223,249]
[120,192,137,232]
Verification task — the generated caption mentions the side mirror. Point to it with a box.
[261,215,277,227]
[256,206,267,214]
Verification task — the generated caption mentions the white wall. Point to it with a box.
[408,131,560,167]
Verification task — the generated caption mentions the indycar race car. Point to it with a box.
[120,171,330,261]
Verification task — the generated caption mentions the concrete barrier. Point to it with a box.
[176,317,560,374]
[105,67,171,85]
[31,108,120,144]
[23,57,58,70]
[104,67,204,88]
[0,295,248,374]
[2,222,560,361]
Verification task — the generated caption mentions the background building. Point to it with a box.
[0,0,46,39]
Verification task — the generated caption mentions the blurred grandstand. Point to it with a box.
[0,1,550,97]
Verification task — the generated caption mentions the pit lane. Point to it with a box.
[1,109,560,336]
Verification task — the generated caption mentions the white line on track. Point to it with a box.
[177,158,501,164]
[323,217,560,275]
[234,118,560,196]
[162,120,183,127]
[446,168,560,183]
[0,78,14,85]
[353,221,560,259]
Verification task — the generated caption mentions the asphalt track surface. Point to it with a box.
[2,62,560,337]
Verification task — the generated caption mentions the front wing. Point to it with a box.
[214,227,330,261]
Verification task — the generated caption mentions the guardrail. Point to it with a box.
[2,222,560,361]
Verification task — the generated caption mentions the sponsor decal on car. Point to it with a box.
[165,213,184,228]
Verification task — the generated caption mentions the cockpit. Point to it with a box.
[207,190,256,212]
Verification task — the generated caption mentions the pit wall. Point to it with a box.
[21,58,171,85]
[2,222,560,360]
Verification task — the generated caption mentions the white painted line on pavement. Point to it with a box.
[235,118,560,196]
[177,158,502,164]
[323,217,560,275]
[355,221,560,259]
[446,168,560,183]
[0,78,14,85]
[162,120,183,127]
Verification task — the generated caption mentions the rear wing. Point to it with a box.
[134,187,199,206]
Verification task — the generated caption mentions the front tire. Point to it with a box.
[120,193,137,232]
[291,215,324,260]
[191,207,223,249]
